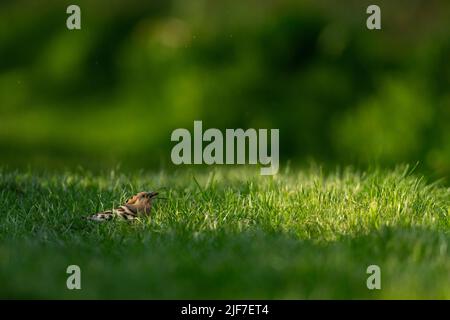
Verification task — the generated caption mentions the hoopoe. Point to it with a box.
[87,191,159,221]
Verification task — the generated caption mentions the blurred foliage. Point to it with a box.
[0,0,449,176]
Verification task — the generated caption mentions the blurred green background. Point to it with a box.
[0,0,449,177]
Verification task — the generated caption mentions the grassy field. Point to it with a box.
[0,166,449,299]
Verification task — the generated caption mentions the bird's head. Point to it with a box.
[126,191,159,206]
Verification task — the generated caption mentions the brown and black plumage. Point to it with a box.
[87,191,159,221]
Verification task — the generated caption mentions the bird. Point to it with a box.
[87,191,159,221]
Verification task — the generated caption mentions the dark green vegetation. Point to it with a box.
[1,167,448,298]
[0,1,449,177]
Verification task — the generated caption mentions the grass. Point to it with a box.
[0,166,449,299]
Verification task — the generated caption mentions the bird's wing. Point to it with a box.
[87,205,138,221]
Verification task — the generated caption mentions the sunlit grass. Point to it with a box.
[0,166,448,298]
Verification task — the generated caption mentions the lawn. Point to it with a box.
[0,166,448,299]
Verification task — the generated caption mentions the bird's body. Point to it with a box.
[88,191,158,221]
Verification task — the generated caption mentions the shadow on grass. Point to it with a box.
[0,227,448,299]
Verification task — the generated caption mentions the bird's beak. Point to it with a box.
[147,191,159,198]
